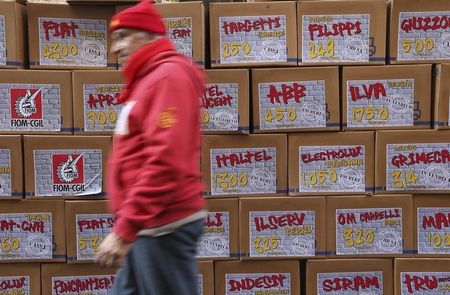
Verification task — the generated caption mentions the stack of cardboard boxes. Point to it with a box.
[0,0,450,294]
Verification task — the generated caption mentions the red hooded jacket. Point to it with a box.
[108,38,206,242]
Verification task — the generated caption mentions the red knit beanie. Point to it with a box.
[110,0,166,35]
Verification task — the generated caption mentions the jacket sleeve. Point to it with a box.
[113,75,198,242]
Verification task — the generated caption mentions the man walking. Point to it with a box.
[95,1,206,294]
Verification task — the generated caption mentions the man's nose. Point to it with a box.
[111,40,122,54]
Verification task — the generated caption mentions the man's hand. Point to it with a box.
[95,233,132,267]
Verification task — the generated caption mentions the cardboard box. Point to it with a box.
[68,0,139,4]
[0,1,26,68]
[327,195,413,258]
[413,195,450,257]
[0,199,66,262]
[434,64,450,129]
[202,134,287,197]
[306,259,393,295]
[376,130,450,194]
[209,2,297,68]
[116,2,207,67]
[197,198,239,260]
[252,67,339,133]
[0,135,22,199]
[202,69,249,135]
[65,200,113,263]
[23,135,111,198]
[197,261,214,295]
[394,258,450,294]
[342,65,432,130]
[156,2,207,67]
[27,3,116,69]
[288,132,375,195]
[298,0,386,66]
[240,196,326,260]
[41,263,117,295]
[215,260,300,295]
[0,264,40,295]
[72,70,124,135]
[0,70,73,134]
[390,0,450,64]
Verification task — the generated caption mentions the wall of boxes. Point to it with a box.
[0,0,449,294]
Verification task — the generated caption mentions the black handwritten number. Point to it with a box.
[414,102,421,120]
[369,37,376,57]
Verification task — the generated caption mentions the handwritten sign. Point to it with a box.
[219,15,287,64]
[299,145,365,192]
[302,14,370,63]
[52,275,115,295]
[0,213,52,260]
[0,276,31,294]
[197,211,230,258]
[83,84,124,132]
[197,274,203,295]
[201,83,239,132]
[258,80,326,130]
[33,149,102,196]
[226,273,291,295]
[0,16,5,66]
[38,17,107,67]
[318,272,383,294]
[401,272,450,294]
[398,12,450,61]
[164,17,193,58]
[211,147,276,195]
[387,143,450,191]
[0,84,61,132]
[347,79,414,127]
[76,214,115,260]
[418,207,450,254]
[250,210,315,257]
[0,149,11,197]
[336,208,402,255]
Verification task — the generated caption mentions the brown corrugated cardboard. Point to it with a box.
[0,70,73,135]
[298,0,386,66]
[156,2,207,67]
[0,264,40,295]
[215,260,300,295]
[41,263,117,294]
[288,132,375,195]
[342,65,432,130]
[390,0,450,64]
[252,67,339,133]
[375,130,450,194]
[23,135,111,198]
[413,195,450,257]
[0,135,22,199]
[0,199,65,262]
[306,259,393,295]
[198,198,239,260]
[197,261,214,295]
[394,258,450,294]
[202,69,249,135]
[0,1,26,68]
[27,3,116,69]
[327,195,413,258]
[209,2,297,68]
[68,0,139,4]
[72,70,124,135]
[434,64,450,129]
[65,200,113,263]
[240,196,326,260]
[202,134,287,197]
